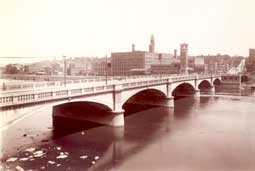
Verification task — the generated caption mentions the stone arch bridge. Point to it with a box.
[0,75,221,127]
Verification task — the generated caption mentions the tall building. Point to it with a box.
[246,48,255,73]
[249,49,255,58]
[180,43,189,74]
[111,35,175,75]
[149,35,155,53]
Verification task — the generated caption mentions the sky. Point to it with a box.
[0,0,254,61]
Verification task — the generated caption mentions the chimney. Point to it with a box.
[132,44,135,52]
[174,49,177,58]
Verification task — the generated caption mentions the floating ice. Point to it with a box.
[81,131,85,135]
[33,150,43,154]
[94,156,99,160]
[80,155,88,159]
[56,164,61,167]
[25,148,36,152]
[33,151,45,157]
[56,147,61,150]
[48,161,55,164]
[40,166,45,169]
[19,158,29,161]
[56,154,68,159]
[91,161,96,165]
[16,165,25,171]
[6,157,18,162]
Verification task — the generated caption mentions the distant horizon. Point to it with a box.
[0,52,247,67]
[0,49,250,59]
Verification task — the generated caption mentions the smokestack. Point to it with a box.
[132,44,135,52]
[174,49,177,59]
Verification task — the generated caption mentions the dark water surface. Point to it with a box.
[1,95,255,171]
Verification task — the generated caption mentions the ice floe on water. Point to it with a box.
[56,147,61,150]
[94,156,99,160]
[56,164,61,167]
[56,153,68,159]
[15,165,25,171]
[91,161,96,165]
[80,155,88,159]
[48,161,55,164]
[19,157,29,161]
[33,150,45,157]
[24,148,36,152]
[6,157,18,162]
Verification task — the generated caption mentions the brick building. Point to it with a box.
[111,35,175,75]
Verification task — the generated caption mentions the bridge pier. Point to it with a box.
[164,96,174,108]
[208,86,215,94]
[111,110,125,127]
[194,89,200,97]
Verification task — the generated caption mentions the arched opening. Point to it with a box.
[52,101,111,135]
[213,78,221,86]
[172,83,195,98]
[241,75,249,83]
[213,78,222,92]
[198,80,211,92]
[123,89,166,115]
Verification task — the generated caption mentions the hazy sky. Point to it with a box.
[0,0,254,59]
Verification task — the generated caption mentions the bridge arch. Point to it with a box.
[241,75,249,82]
[52,101,114,130]
[171,82,195,97]
[120,86,167,107]
[121,88,167,109]
[198,80,212,90]
[213,78,222,86]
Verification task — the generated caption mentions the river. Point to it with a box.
[1,94,255,171]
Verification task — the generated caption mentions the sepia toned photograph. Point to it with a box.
[0,0,255,170]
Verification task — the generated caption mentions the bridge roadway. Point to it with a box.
[0,74,221,127]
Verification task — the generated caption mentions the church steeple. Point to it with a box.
[149,34,155,53]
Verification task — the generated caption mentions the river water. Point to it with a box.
[1,94,255,171]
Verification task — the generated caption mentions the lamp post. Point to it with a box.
[63,55,67,87]
[158,53,162,79]
[105,55,108,86]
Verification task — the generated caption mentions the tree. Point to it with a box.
[5,64,19,74]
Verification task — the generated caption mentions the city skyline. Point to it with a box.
[0,0,254,58]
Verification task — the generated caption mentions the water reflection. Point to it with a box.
[173,97,196,118]
[1,100,173,171]
[1,95,255,171]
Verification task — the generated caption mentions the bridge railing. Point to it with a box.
[1,73,201,91]
[0,74,219,108]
